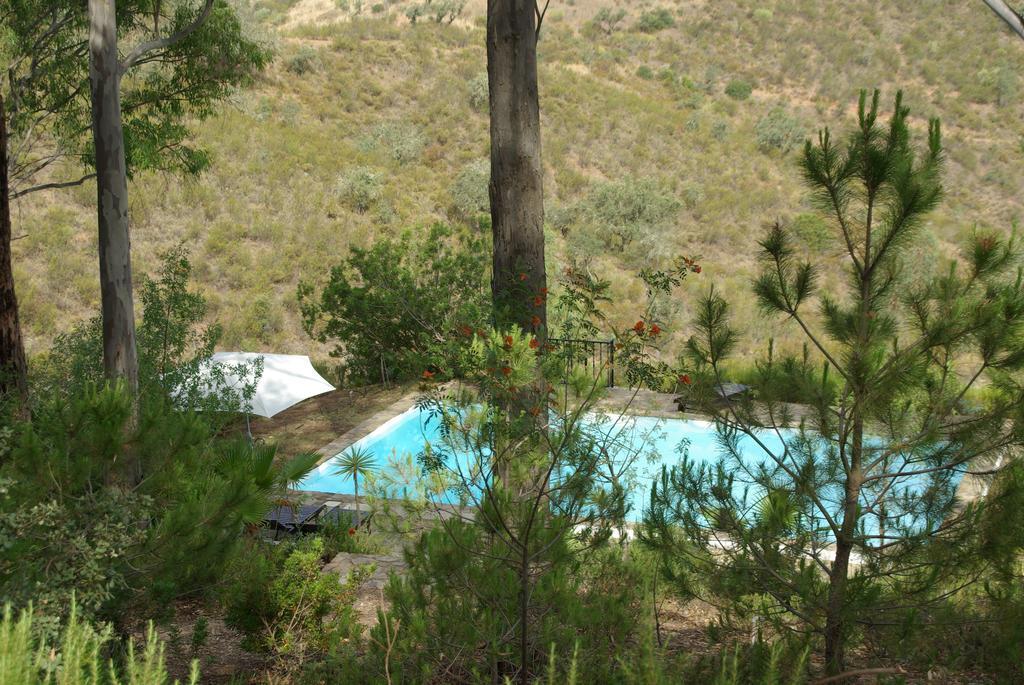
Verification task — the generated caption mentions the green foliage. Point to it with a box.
[334,445,377,520]
[285,46,321,75]
[359,121,426,164]
[221,538,366,659]
[2,0,271,185]
[1,251,316,629]
[577,176,680,252]
[355,263,698,683]
[0,384,319,628]
[298,224,490,385]
[337,166,385,213]
[724,79,753,100]
[786,212,831,252]
[636,8,675,33]
[651,90,1024,674]
[35,247,257,418]
[754,106,804,153]
[450,159,490,218]
[467,72,489,111]
[590,7,627,35]
[0,602,198,684]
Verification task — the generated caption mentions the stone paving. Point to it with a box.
[311,390,421,467]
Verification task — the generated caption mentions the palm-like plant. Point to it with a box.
[334,445,377,524]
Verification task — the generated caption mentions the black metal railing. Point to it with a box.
[548,337,616,388]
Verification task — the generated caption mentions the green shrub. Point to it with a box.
[636,65,654,80]
[285,47,320,75]
[298,224,491,384]
[450,159,490,218]
[222,538,366,658]
[724,79,753,100]
[467,72,489,111]
[359,121,426,164]
[752,7,773,22]
[337,166,384,213]
[371,2,385,13]
[590,7,627,35]
[582,176,680,250]
[754,106,804,153]
[636,8,675,33]
[788,212,831,251]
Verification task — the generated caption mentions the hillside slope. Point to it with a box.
[13,0,1024,367]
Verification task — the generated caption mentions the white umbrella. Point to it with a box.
[193,353,335,433]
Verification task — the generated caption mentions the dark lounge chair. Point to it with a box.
[316,505,374,534]
[263,503,326,539]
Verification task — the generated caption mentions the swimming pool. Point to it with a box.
[298,405,960,530]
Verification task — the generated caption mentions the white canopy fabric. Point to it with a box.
[201,352,335,418]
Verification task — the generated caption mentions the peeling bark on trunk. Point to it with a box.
[88,0,139,392]
[487,0,546,336]
[0,95,29,408]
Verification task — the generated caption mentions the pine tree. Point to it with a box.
[645,91,1024,675]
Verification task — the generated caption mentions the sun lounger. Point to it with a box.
[263,503,326,539]
[316,504,374,533]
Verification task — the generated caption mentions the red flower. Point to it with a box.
[694,265,702,274]
[348,527,356,536]
[540,287,548,295]
[501,366,512,376]
[633,320,646,334]
[533,296,544,307]
[460,325,473,337]
[529,338,540,349]
[531,315,541,328]
[679,374,692,385]
[422,370,435,380]
[519,272,528,281]
[504,335,514,348]
[649,324,661,336]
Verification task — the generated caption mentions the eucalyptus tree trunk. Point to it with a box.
[486,5,548,681]
[983,0,1024,40]
[88,0,139,392]
[487,0,546,335]
[0,95,29,408]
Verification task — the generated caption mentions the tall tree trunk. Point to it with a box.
[88,0,139,392]
[487,0,546,336]
[0,95,29,409]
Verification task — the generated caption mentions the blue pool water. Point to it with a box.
[298,405,960,531]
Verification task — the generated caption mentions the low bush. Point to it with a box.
[725,79,753,100]
[636,8,675,33]
[337,166,384,213]
[450,159,490,218]
[298,223,490,385]
[754,106,804,153]
[285,47,320,75]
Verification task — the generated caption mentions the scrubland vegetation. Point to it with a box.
[3,0,1024,684]
[11,0,1024,364]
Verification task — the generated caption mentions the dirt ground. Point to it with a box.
[247,383,414,458]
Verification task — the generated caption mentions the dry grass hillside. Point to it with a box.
[12,0,1024,369]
